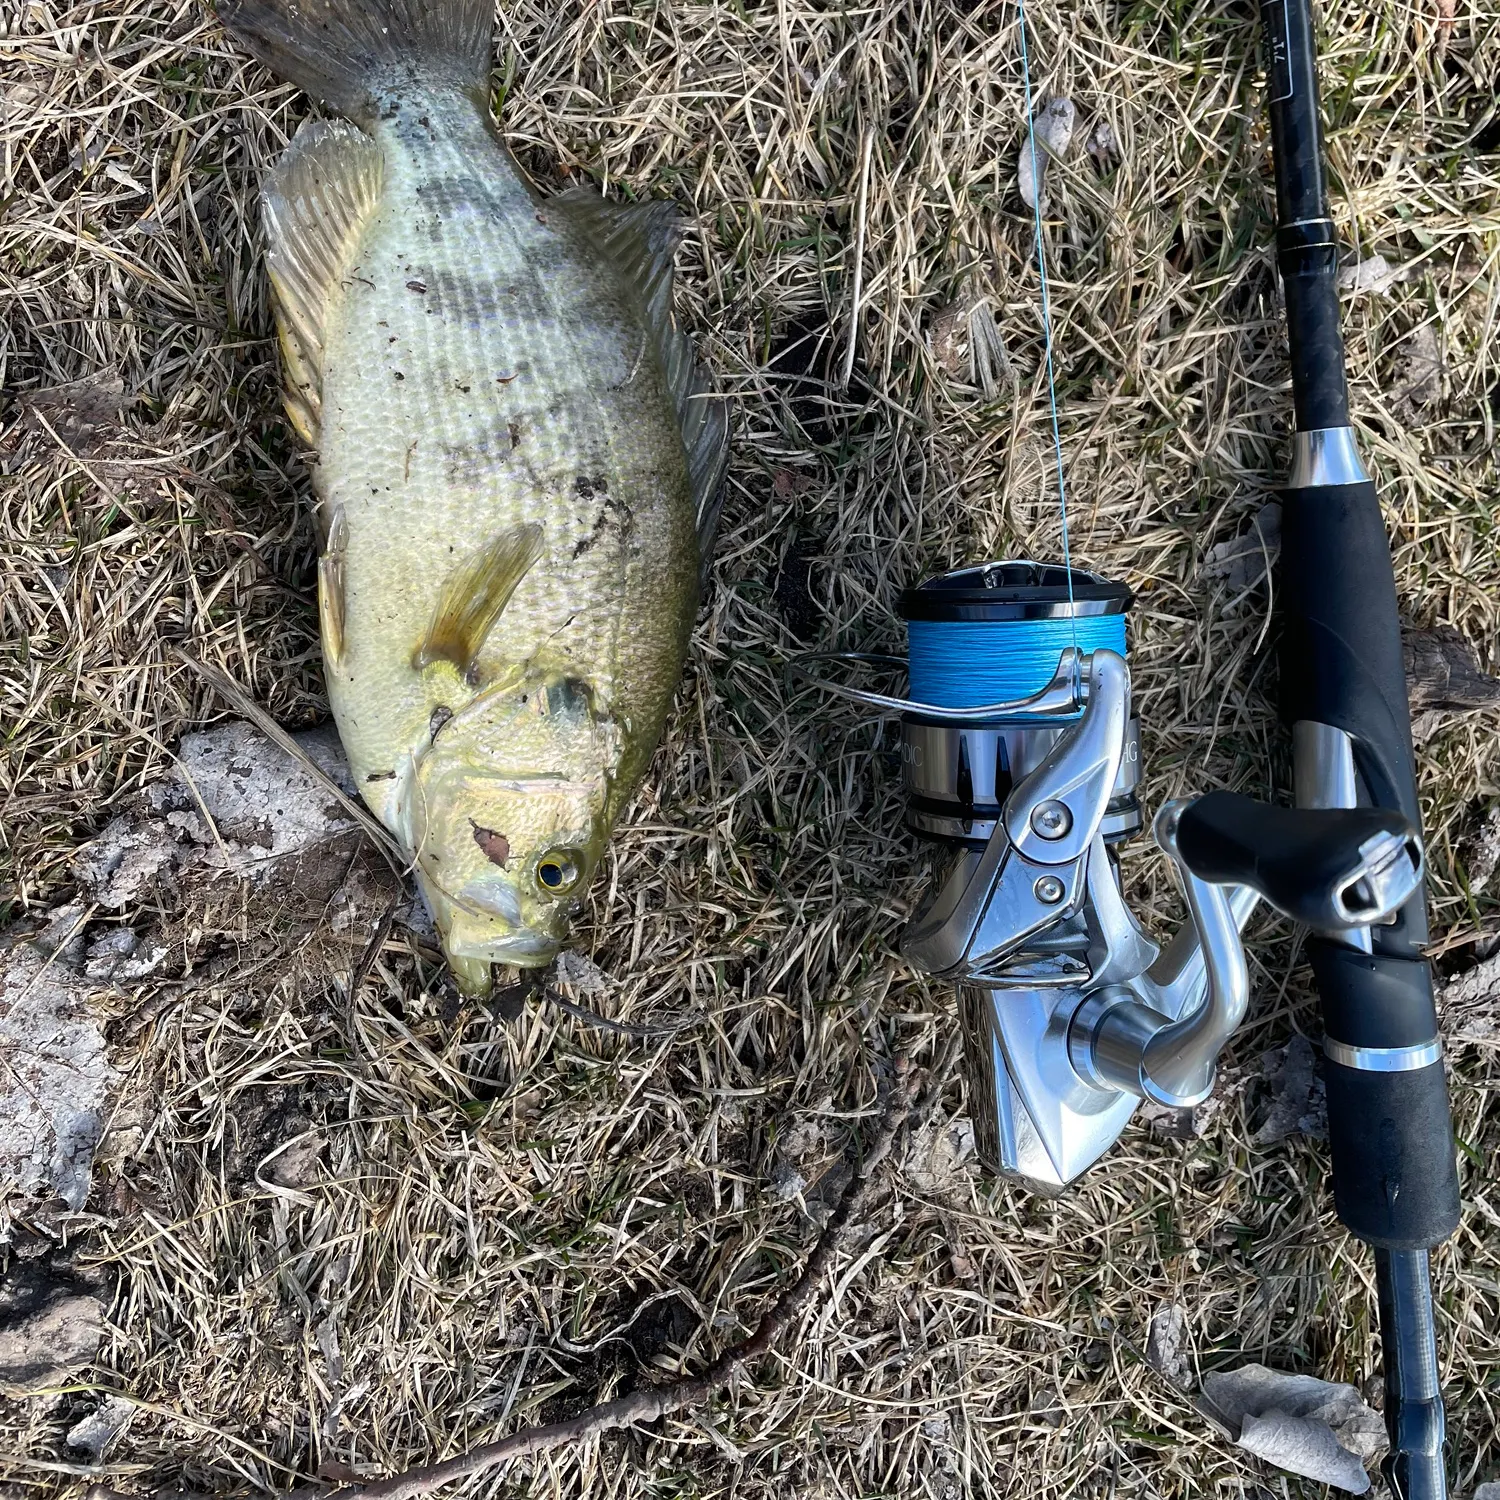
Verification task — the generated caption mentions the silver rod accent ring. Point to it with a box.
[1323,1037,1443,1073]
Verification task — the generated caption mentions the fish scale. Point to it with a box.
[224,0,725,991]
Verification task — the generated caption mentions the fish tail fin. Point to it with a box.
[218,0,492,119]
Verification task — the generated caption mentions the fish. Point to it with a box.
[220,0,728,994]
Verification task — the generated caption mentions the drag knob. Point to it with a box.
[1173,791,1421,929]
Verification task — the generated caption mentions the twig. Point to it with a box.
[542,987,701,1040]
[169,646,408,874]
[89,1061,915,1500]
[346,892,404,1000]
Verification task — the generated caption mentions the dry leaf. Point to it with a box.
[1202,1364,1386,1494]
[1018,96,1075,210]
[1338,253,1403,296]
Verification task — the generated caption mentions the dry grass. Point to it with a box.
[3,0,1500,1494]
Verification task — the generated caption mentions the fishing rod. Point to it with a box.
[1261,0,1460,1493]
[792,0,1460,1494]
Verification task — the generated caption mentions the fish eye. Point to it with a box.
[535,849,584,895]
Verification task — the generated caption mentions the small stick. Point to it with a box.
[88,1062,915,1500]
[169,646,408,874]
[542,987,701,1040]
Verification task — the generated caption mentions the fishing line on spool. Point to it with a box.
[907,615,1124,709]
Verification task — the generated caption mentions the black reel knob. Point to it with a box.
[1174,790,1422,929]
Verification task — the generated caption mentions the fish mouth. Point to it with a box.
[468,932,561,967]
[414,872,566,971]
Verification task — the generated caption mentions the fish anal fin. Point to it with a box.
[414,522,545,680]
[262,119,384,449]
[553,191,730,585]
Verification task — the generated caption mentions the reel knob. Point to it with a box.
[1172,791,1422,930]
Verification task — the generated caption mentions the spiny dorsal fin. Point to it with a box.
[414,522,545,680]
[553,190,730,580]
[262,119,384,448]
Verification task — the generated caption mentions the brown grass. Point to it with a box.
[3,0,1500,1494]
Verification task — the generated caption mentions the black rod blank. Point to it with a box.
[1262,0,1350,431]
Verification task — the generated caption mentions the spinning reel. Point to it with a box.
[797,561,1425,1193]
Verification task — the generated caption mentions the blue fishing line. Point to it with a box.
[1016,0,1078,648]
[908,616,1126,709]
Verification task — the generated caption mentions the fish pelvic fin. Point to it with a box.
[318,505,349,668]
[219,0,492,120]
[262,120,384,448]
[414,522,545,680]
[553,192,731,591]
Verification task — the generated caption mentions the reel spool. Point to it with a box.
[897,562,1141,847]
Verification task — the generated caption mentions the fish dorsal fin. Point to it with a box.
[262,119,384,448]
[553,191,730,578]
[414,522,545,680]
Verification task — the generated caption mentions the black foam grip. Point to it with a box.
[1280,488,1459,1250]
[1309,942,1440,1050]
[1175,791,1413,927]
[1278,483,1421,838]
[1323,1059,1461,1250]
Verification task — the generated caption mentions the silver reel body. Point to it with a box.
[901,647,1256,1190]
[793,560,1424,1196]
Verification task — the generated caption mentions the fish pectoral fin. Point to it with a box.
[262,119,384,449]
[414,521,545,679]
[553,191,730,588]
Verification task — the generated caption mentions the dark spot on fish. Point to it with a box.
[455,382,471,394]
[508,420,521,449]
[429,705,454,740]
[406,279,427,294]
[366,769,396,782]
[572,490,631,558]
[575,474,609,500]
[419,114,431,129]
[546,677,592,717]
[394,371,405,381]
[444,426,532,484]
[411,269,547,327]
[389,335,398,343]
[471,822,511,867]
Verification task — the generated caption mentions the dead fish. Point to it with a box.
[221,0,728,994]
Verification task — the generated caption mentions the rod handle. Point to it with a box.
[1311,941,1460,1249]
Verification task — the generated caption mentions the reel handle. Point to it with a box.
[1173,791,1422,930]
